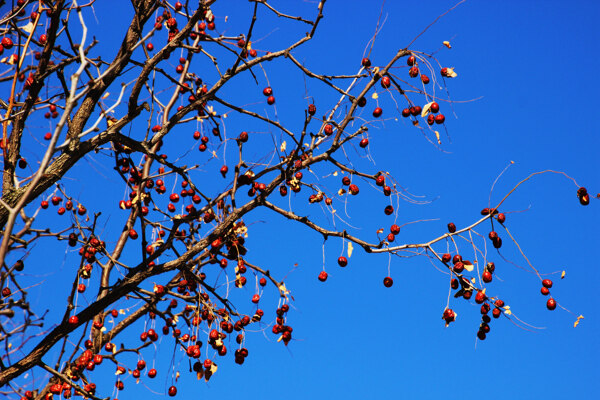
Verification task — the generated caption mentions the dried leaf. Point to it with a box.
[337,188,346,196]
[443,41,452,49]
[21,22,35,34]
[574,315,584,328]
[333,171,338,176]
[435,130,441,145]
[421,102,434,117]
[463,260,474,272]
[347,242,354,258]
[371,92,378,100]
[561,270,566,279]
[278,282,290,298]
[376,228,384,234]
[445,67,458,78]
[280,141,286,152]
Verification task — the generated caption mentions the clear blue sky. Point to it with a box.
[9,1,600,399]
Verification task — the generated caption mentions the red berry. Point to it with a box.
[318,271,328,282]
[372,107,382,118]
[492,307,501,318]
[381,76,391,89]
[447,222,456,233]
[546,298,557,310]
[168,386,177,397]
[337,256,347,267]
[361,58,371,68]
[146,42,154,51]
[497,213,506,224]
[430,102,440,113]
[359,138,369,148]
[383,277,393,287]
[453,262,464,273]
[475,291,486,304]
[262,87,272,96]
[540,286,550,296]
[542,279,553,288]
[408,66,419,78]
[407,55,415,66]
[148,368,157,378]
[435,114,445,124]
[421,74,430,84]
[482,271,493,283]
[267,95,275,105]
[1,37,13,49]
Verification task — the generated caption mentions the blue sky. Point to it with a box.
[6,1,600,399]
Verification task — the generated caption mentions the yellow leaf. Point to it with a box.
[280,141,286,152]
[443,41,451,49]
[347,242,354,258]
[435,131,441,145]
[333,171,338,176]
[574,315,584,328]
[561,270,566,279]
[371,92,378,100]
[376,228,384,234]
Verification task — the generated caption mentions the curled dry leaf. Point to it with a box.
[443,41,452,48]
[463,260,474,272]
[347,242,354,258]
[561,270,566,279]
[280,141,286,152]
[445,67,458,78]
[371,92,378,100]
[421,102,434,117]
[435,130,441,145]
[21,22,35,34]
[574,315,584,328]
